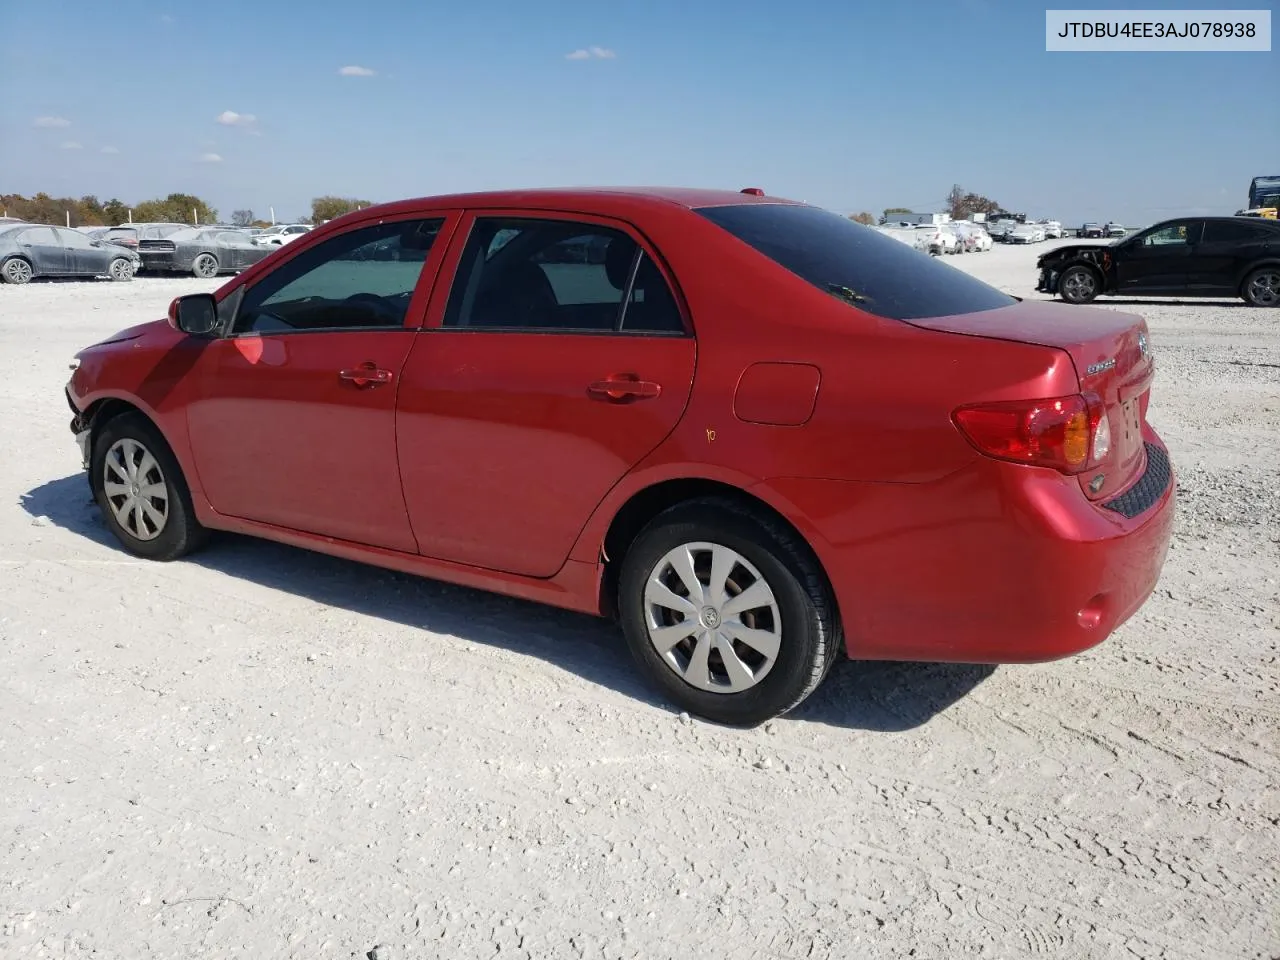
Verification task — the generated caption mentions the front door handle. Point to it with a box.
[339,362,393,388]
[587,374,662,402]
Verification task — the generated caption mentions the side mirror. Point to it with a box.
[168,293,219,336]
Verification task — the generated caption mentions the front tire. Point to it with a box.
[108,257,133,282]
[91,413,209,561]
[1241,267,1280,307]
[617,498,840,727]
[2,257,33,284]
[192,253,219,279]
[1058,264,1100,304]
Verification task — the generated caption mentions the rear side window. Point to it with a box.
[695,203,1015,320]
[1203,220,1279,243]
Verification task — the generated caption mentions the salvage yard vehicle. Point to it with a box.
[100,222,189,251]
[0,223,140,283]
[1078,222,1104,238]
[137,227,272,277]
[65,187,1176,725]
[1038,215,1280,307]
[253,223,313,247]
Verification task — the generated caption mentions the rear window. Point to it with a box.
[696,203,1015,320]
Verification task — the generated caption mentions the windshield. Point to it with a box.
[696,202,1016,320]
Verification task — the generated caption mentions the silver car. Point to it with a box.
[0,223,141,284]
[137,227,272,278]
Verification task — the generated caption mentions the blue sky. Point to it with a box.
[1,0,1275,226]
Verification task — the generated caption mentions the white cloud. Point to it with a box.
[160,13,174,23]
[565,46,616,60]
[198,152,223,163]
[60,141,83,150]
[34,116,71,128]
[216,110,257,128]
[338,65,375,76]
[100,146,120,154]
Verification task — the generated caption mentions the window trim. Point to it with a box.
[218,210,461,339]
[422,208,692,338]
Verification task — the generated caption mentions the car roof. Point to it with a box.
[349,186,800,219]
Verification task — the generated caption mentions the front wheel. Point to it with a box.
[616,498,840,727]
[91,413,209,561]
[2,257,33,284]
[1241,267,1280,307]
[1058,265,1100,304]
[192,253,219,279]
[108,257,133,282]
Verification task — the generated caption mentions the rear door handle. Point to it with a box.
[339,363,393,388]
[587,374,662,402]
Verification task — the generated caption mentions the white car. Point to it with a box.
[253,224,312,247]
[1006,223,1045,244]
[913,223,958,255]
[1038,220,1064,239]
[953,222,993,252]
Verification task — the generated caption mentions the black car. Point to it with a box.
[1038,216,1280,307]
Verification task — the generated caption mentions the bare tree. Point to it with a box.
[946,184,1001,221]
[849,212,876,225]
[231,209,254,226]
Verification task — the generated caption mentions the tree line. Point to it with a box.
[1,192,375,228]
[847,185,1005,226]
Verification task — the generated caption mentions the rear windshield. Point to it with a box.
[696,203,1015,320]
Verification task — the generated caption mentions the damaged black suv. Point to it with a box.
[1037,216,1280,307]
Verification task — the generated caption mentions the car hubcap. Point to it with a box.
[643,541,782,694]
[197,256,215,277]
[1249,271,1280,305]
[111,260,129,279]
[1063,271,1094,299]
[7,261,31,282]
[102,438,169,541]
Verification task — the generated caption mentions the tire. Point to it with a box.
[1058,264,1100,304]
[2,257,33,284]
[616,497,841,727]
[90,412,209,561]
[107,257,133,282]
[1241,266,1280,307]
[192,253,219,279]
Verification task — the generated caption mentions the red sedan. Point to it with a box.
[65,187,1176,726]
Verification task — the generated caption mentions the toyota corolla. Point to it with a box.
[65,187,1176,726]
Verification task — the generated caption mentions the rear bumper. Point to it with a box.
[138,252,177,271]
[767,425,1176,664]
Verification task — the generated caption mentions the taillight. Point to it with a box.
[952,393,1107,474]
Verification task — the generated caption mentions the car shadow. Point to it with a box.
[1097,297,1248,308]
[20,473,993,733]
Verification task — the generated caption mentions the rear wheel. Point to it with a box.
[1241,267,1280,307]
[2,257,33,284]
[1058,265,1100,304]
[617,497,840,727]
[192,253,219,279]
[91,413,209,561]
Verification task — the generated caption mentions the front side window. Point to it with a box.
[441,217,684,333]
[1136,221,1201,247]
[233,218,444,334]
[696,202,1015,321]
[58,228,95,249]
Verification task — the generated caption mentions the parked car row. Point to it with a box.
[0,218,299,283]
[875,221,994,256]
[1076,222,1127,239]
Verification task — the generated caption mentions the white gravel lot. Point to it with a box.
[1,245,1277,960]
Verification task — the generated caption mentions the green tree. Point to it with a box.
[849,211,876,225]
[310,195,372,223]
[946,184,1001,221]
[132,193,217,225]
[883,207,913,219]
[102,198,128,225]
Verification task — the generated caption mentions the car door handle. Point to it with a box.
[587,374,661,402]
[339,363,393,388]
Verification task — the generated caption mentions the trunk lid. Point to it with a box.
[904,300,1154,501]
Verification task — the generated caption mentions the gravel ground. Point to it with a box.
[1,246,1277,960]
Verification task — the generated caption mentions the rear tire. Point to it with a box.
[616,497,840,727]
[192,253,219,279]
[2,257,33,284]
[1241,267,1280,307]
[91,413,209,561]
[1058,264,1100,304]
